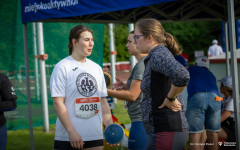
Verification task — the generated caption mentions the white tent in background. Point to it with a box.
[209,50,240,94]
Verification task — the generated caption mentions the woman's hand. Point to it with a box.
[106,142,120,147]
[69,131,85,149]
[159,97,182,112]
[111,78,124,90]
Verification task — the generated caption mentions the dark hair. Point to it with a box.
[135,18,182,56]
[130,30,134,34]
[226,88,233,96]
[68,25,93,55]
[221,83,233,96]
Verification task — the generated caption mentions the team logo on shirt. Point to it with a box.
[11,87,16,95]
[76,73,97,97]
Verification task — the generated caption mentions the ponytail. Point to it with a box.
[164,32,182,56]
[136,18,182,56]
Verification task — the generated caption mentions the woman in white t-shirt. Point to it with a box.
[218,76,235,142]
[50,25,114,150]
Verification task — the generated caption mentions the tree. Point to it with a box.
[103,21,221,64]
[162,21,221,63]
[103,24,130,63]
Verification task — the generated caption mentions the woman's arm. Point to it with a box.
[152,49,190,111]
[159,84,185,111]
[53,97,84,149]
[107,79,142,101]
[101,97,113,127]
[221,110,233,122]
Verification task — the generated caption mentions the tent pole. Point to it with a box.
[32,23,40,101]
[36,22,49,132]
[108,23,117,103]
[108,23,116,83]
[228,0,240,149]
[23,23,35,150]
[224,21,230,77]
[128,23,136,71]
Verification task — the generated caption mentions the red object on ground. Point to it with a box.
[112,115,118,122]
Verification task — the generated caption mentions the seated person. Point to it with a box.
[218,76,235,142]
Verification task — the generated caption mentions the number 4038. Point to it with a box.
[79,104,98,111]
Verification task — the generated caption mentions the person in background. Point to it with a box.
[218,76,236,142]
[50,25,114,150]
[0,73,17,150]
[107,31,148,150]
[134,18,190,150]
[174,55,189,68]
[208,39,224,58]
[186,56,221,150]
[174,55,189,112]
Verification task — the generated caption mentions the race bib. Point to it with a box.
[75,97,100,118]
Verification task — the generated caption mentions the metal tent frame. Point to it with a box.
[21,0,240,149]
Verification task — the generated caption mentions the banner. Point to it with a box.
[236,20,240,49]
[222,20,240,51]
[221,21,226,52]
[21,0,175,23]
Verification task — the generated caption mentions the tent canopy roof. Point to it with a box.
[21,0,240,24]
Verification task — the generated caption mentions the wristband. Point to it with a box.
[167,96,176,101]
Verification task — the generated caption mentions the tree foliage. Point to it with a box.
[103,21,221,63]
[104,24,129,62]
[162,21,221,62]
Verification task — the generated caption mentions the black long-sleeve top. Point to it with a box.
[0,73,17,127]
[140,45,190,133]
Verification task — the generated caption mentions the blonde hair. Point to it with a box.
[135,18,182,55]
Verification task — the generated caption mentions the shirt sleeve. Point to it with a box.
[225,98,234,112]
[0,75,17,111]
[99,68,108,98]
[151,49,190,87]
[50,65,66,97]
[132,61,145,80]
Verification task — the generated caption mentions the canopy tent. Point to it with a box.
[20,0,240,149]
[21,0,240,24]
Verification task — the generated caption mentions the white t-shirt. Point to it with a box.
[50,56,108,141]
[221,95,234,119]
[208,44,224,57]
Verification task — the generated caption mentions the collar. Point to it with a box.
[223,95,232,103]
[144,44,165,62]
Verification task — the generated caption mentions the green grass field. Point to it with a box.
[6,100,130,150]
